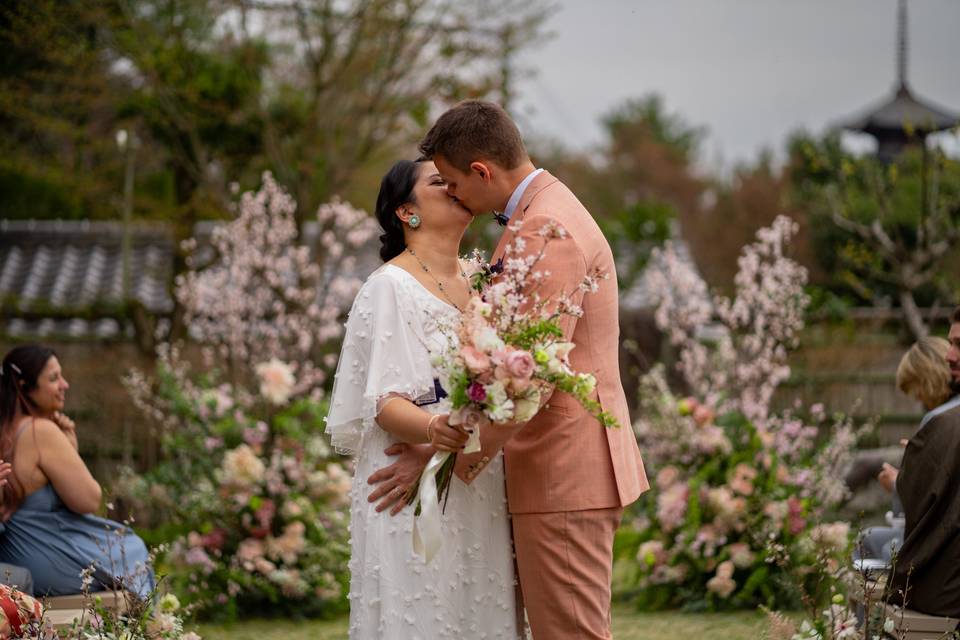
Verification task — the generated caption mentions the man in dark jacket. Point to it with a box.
[888,307,960,617]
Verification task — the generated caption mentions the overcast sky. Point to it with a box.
[513,0,960,169]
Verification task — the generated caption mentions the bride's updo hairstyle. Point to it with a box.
[375,159,423,262]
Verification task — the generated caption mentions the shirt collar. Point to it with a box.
[501,168,544,222]
[920,394,960,430]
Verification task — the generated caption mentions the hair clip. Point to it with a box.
[9,363,21,375]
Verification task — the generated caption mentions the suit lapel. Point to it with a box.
[492,171,559,261]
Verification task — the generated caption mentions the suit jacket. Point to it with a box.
[888,402,960,617]
[489,171,649,514]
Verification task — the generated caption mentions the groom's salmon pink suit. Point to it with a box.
[481,169,649,639]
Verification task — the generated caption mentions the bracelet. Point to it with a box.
[426,414,441,442]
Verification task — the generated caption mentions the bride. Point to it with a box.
[324,159,521,639]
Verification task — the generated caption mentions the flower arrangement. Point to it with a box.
[406,222,619,558]
[614,216,863,611]
[123,354,351,619]
[47,590,201,640]
[120,175,370,618]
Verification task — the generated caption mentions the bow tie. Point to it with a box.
[494,212,509,226]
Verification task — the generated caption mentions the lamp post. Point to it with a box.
[115,129,138,303]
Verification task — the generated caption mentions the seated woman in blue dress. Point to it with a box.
[0,345,154,599]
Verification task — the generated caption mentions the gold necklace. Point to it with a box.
[406,247,469,312]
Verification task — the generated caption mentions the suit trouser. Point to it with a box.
[512,506,623,640]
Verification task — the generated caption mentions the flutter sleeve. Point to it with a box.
[324,270,438,454]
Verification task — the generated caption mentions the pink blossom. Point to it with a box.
[254,499,276,531]
[655,465,680,489]
[787,496,805,535]
[243,422,269,447]
[184,547,216,573]
[657,483,689,532]
[202,529,227,551]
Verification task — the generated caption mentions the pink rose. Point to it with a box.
[505,350,536,381]
[461,345,492,374]
[467,382,487,402]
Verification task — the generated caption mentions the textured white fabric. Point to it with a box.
[328,264,521,639]
[325,265,440,454]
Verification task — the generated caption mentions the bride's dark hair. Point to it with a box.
[375,159,423,262]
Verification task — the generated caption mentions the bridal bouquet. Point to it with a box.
[409,220,620,561]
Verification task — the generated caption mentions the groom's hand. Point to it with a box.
[367,443,433,515]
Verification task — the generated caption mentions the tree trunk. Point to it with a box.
[900,289,929,340]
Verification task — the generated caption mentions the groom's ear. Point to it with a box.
[469,161,493,183]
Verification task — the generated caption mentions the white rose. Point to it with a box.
[474,326,506,353]
[514,389,541,423]
[255,358,296,405]
[484,381,509,406]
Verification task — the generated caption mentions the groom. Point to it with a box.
[368,100,648,639]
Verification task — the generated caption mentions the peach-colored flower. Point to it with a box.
[730,463,757,496]
[221,444,266,488]
[693,404,715,427]
[726,542,755,569]
[461,345,492,374]
[706,561,737,598]
[237,538,265,564]
[266,521,307,565]
[255,358,295,405]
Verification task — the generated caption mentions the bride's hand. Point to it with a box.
[429,415,469,452]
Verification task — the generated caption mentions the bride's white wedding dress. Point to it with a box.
[325,264,520,640]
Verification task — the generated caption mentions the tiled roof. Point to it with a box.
[1,220,175,339]
[0,219,382,340]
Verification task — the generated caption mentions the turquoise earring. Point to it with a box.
[408,214,421,229]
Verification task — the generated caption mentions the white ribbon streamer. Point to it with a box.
[412,450,450,563]
[412,412,483,561]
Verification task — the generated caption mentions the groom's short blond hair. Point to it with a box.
[419,100,527,172]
